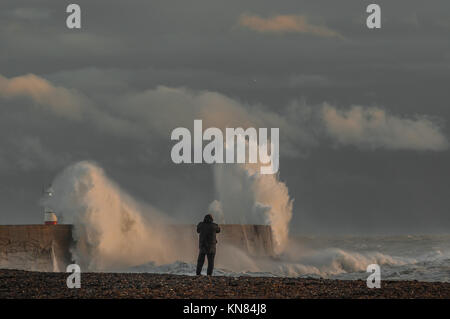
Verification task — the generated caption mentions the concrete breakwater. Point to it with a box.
[0,225,72,272]
[0,224,274,272]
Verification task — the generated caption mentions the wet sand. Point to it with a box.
[0,269,449,299]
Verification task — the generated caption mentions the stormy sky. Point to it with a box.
[0,0,449,235]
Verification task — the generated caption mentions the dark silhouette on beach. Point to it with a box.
[196,214,220,275]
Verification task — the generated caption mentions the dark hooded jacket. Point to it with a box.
[197,215,221,254]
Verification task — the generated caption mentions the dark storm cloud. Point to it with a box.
[0,0,449,234]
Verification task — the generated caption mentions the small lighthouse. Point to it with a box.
[43,185,57,225]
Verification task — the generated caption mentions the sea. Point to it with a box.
[124,235,450,282]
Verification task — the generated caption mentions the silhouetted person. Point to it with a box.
[196,214,220,276]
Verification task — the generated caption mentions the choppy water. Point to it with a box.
[123,235,450,282]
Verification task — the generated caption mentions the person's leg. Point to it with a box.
[196,252,206,275]
[206,252,215,276]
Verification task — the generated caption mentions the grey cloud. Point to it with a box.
[0,74,84,120]
[10,7,51,20]
[0,73,145,141]
[238,14,343,38]
[321,104,449,151]
[288,74,331,88]
[112,85,318,157]
[2,73,447,163]
[0,136,70,172]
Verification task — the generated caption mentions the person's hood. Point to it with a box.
[203,214,213,223]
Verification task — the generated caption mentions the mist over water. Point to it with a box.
[40,161,450,282]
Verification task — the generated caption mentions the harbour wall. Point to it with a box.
[0,224,274,271]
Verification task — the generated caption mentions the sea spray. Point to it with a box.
[51,241,60,272]
[41,161,196,271]
[212,162,293,254]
